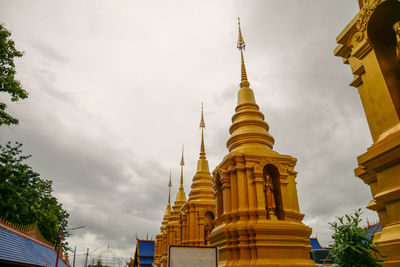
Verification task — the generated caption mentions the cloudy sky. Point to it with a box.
[0,0,378,265]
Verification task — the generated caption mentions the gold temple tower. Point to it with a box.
[208,19,315,267]
[154,172,172,266]
[165,147,186,249]
[334,0,400,265]
[181,105,216,246]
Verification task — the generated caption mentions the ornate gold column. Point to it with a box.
[208,18,315,267]
[334,1,400,265]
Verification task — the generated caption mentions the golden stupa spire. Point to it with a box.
[200,102,205,128]
[196,103,210,172]
[162,170,172,225]
[180,145,184,188]
[238,18,250,88]
[174,146,186,203]
[168,169,172,205]
[200,103,206,158]
[187,104,213,202]
[226,18,275,153]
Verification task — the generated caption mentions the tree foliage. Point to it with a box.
[0,142,69,249]
[0,24,27,125]
[329,209,384,267]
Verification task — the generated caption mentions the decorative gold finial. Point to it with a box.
[237,17,250,88]
[180,145,184,188]
[200,104,206,156]
[394,21,400,61]
[168,169,172,204]
[237,17,245,50]
[174,145,186,202]
[200,102,205,128]
[180,145,185,166]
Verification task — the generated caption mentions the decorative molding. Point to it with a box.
[350,76,363,87]
[353,64,366,76]
[351,39,372,59]
[0,218,54,248]
[356,0,385,32]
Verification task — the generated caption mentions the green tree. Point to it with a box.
[0,142,69,249]
[329,208,384,267]
[0,24,28,125]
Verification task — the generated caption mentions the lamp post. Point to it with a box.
[55,226,85,267]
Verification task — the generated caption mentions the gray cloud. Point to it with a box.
[0,0,378,263]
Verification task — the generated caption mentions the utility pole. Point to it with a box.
[55,226,85,267]
[84,248,89,267]
[55,229,63,267]
[72,246,76,267]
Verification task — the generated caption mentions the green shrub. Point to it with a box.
[329,209,384,267]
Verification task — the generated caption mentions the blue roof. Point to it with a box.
[140,257,154,265]
[137,240,154,266]
[0,225,70,267]
[310,238,322,250]
[366,223,382,239]
[138,240,155,257]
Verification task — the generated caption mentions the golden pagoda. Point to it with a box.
[334,0,400,265]
[181,104,216,246]
[208,18,315,266]
[154,171,172,266]
[165,147,186,248]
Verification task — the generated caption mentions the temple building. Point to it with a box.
[0,218,70,267]
[154,107,216,266]
[181,105,216,246]
[208,19,315,266]
[334,0,400,265]
[154,18,317,267]
[154,148,187,266]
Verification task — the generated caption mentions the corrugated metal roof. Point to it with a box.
[0,225,70,267]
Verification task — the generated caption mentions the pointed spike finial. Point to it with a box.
[237,17,245,50]
[237,17,250,88]
[168,169,172,204]
[200,102,205,129]
[180,145,184,166]
[200,104,206,156]
[179,145,184,188]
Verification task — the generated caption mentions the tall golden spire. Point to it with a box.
[186,104,213,202]
[162,171,172,226]
[196,103,209,172]
[226,18,275,153]
[200,103,206,158]
[180,145,184,188]
[174,146,186,203]
[237,18,249,88]
[168,169,172,205]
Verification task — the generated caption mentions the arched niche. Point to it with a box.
[367,0,400,119]
[204,211,215,245]
[262,164,284,220]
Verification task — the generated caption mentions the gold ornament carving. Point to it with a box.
[394,21,400,61]
[356,0,385,32]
